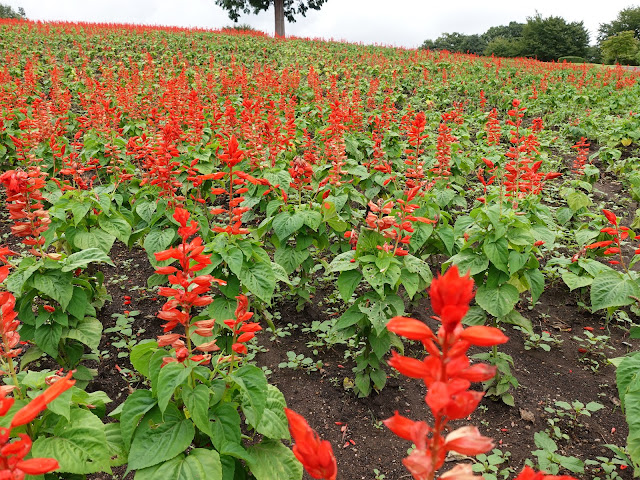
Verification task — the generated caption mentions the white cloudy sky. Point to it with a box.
[2,0,636,47]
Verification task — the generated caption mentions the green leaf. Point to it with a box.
[231,365,268,429]
[624,382,640,468]
[34,322,62,358]
[67,287,89,320]
[33,270,74,310]
[134,448,222,480]
[337,269,362,301]
[508,251,528,276]
[449,250,489,276]
[144,229,176,264]
[437,225,455,255]
[209,403,242,450]
[63,316,103,350]
[534,431,557,452]
[369,329,391,359]
[274,246,309,275]
[333,302,365,331]
[483,237,509,273]
[246,439,303,480]
[128,405,195,471]
[272,211,305,240]
[531,224,556,245]
[300,209,322,231]
[238,261,275,303]
[32,408,111,474]
[254,385,289,440]
[591,271,640,312]
[523,269,545,304]
[183,384,211,436]
[403,254,432,283]
[617,352,640,409]
[326,250,357,273]
[120,389,158,450]
[136,201,157,223]
[157,362,192,413]
[400,270,420,299]
[221,247,244,277]
[105,423,128,467]
[359,298,394,335]
[475,283,519,318]
[562,272,593,291]
[499,310,532,335]
[73,229,116,254]
[567,191,592,212]
[130,341,158,378]
[507,227,535,246]
[99,215,132,244]
[61,248,114,272]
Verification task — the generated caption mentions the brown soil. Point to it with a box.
[88,241,636,480]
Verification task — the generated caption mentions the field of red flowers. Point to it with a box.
[1,18,640,480]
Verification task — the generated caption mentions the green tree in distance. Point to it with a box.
[215,0,327,38]
[0,3,25,19]
[601,30,639,65]
[599,6,640,43]
[421,32,486,55]
[521,13,589,61]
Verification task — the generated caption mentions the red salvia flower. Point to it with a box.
[285,408,337,480]
[0,371,74,479]
[154,207,225,365]
[385,265,508,479]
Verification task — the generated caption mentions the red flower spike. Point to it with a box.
[387,317,435,341]
[602,209,618,225]
[459,326,509,347]
[285,408,337,480]
[384,265,521,480]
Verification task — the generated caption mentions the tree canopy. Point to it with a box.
[0,3,25,19]
[215,0,327,37]
[520,14,588,62]
[598,6,640,43]
[421,32,486,55]
[601,30,639,65]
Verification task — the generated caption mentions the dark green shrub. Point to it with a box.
[558,56,586,63]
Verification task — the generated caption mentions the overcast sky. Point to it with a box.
[2,0,637,47]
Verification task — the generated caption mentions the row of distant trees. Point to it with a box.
[3,1,640,65]
[421,7,640,65]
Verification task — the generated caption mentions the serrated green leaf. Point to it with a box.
[157,362,192,413]
[134,448,222,480]
[337,269,362,301]
[232,365,268,429]
[73,229,116,254]
[475,283,519,318]
[63,316,102,350]
[247,439,303,480]
[120,389,157,450]
[33,270,74,310]
[32,408,111,474]
[99,215,132,244]
[129,405,195,471]
[272,211,305,240]
[183,384,211,436]
[483,237,509,273]
[591,271,640,312]
[254,385,289,440]
[326,250,357,273]
[61,248,113,272]
[238,261,275,303]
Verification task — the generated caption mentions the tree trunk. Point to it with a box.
[274,0,285,37]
